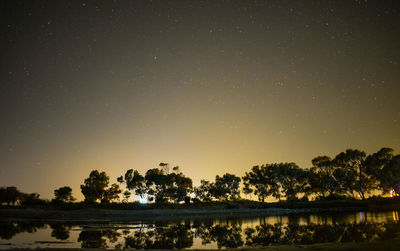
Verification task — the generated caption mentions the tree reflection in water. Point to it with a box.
[49,223,72,240]
[78,228,120,248]
[244,222,399,246]
[124,222,193,249]
[0,222,45,240]
[195,223,243,248]
[1,213,400,249]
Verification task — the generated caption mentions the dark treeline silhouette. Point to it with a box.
[1,147,399,206]
[80,147,399,204]
[243,148,400,202]
[0,186,43,206]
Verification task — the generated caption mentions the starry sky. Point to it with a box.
[1,0,400,200]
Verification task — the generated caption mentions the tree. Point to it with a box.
[141,166,193,203]
[365,148,400,195]
[0,186,22,205]
[364,147,397,194]
[80,170,110,203]
[380,155,400,195]
[165,172,193,203]
[145,168,168,203]
[275,163,308,201]
[333,149,377,199]
[159,162,169,174]
[242,165,280,202]
[122,190,132,203]
[194,180,213,202]
[308,156,337,198]
[243,163,309,202]
[118,169,147,202]
[102,183,121,203]
[172,166,180,173]
[212,173,241,201]
[54,186,75,203]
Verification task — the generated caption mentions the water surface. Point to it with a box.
[0,210,399,249]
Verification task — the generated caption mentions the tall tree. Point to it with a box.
[118,169,147,202]
[365,147,396,194]
[102,183,121,203]
[194,180,213,202]
[212,173,241,201]
[275,163,308,201]
[380,155,400,195]
[333,149,377,199]
[54,186,75,203]
[166,172,193,203]
[309,156,337,198]
[145,168,168,203]
[365,148,400,195]
[242,165,279,202]
[80,170,110,203]
[0,186,21,205]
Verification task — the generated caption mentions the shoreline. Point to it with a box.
[0,206,369,221]
[2,198,400,221]
[1,240,400,251]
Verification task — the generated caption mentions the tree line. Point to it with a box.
[0,186,42,206]
[1,147,399,205]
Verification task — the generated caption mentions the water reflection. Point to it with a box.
[0,211,399,249]
[124,223,193,249]
[49,223,72,240]
[78,229,120,248]
[394,211,399,221]
[0,222,45,240]
[196,223,243,248]
[244,222,389,246]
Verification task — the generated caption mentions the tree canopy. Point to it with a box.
[54,186,75,203]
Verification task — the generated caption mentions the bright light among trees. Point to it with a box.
[139,195,148,204]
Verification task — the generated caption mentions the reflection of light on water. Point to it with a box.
[359,212,365,222]
[393,211,399,221]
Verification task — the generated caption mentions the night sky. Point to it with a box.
[1,0,400,199]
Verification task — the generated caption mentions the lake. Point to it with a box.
[0,210,399,249]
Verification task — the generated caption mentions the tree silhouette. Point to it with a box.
[0,186,22,205]
[165,172,193,203]
[81,170,120,203]
[275,163,309,201]
[194,180,213,202]
[145,168,168,203]
[212,173,241,201]
[54,186,75,203]
[243,165,280,202]
[333,149,377,199]
[118,169,147,202]
[102,183,121,203]
[308,156,337,198]
[122,190,131,202]
[243,163,308,202]
[365,147,400,195]
[380,155,400,195]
